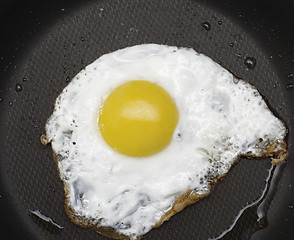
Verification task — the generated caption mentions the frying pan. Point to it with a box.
[0,0,293,239]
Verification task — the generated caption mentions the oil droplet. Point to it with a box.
[129,27,139,34]
[244,57,257,69]
[273,84,277,88]
[22,77,27,82]
[201,22,211,31]
[9,101,13,106]
[286,83,294,89]
[230,43,234,47]
[218,21,222,25]
[287,73,293,79]
[15,83,23,92]
[66,76,70,83]
[0,97,3,102]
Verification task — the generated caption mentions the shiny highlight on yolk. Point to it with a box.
[98,80,179,157]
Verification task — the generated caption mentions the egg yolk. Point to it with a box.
[98,80,179,157]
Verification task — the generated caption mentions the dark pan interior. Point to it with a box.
[0,0,294,239]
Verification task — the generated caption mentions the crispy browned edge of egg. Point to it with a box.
[40,132,288,240]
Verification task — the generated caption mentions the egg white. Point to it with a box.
[45,44,287,239]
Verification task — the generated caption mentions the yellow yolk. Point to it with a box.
[98,80,179,157]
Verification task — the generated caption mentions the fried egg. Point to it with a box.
[44,44,287,240]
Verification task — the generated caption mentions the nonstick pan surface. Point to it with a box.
[0,0,294,239]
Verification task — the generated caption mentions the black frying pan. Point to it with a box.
[1,0,294,239]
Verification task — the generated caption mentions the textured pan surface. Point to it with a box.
[0,0,293,239]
